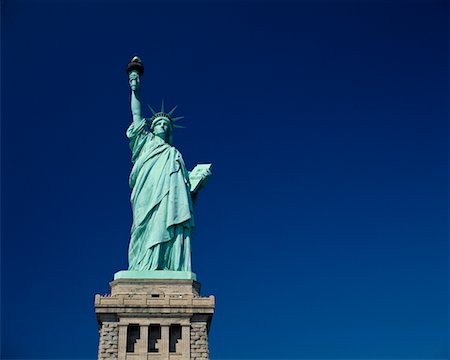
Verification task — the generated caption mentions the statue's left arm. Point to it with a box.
[189,166,212,203]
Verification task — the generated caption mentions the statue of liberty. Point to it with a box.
[125,56,211,274]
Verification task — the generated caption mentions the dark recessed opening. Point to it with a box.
[148,325,161,353]
[169,324,182,353]
[126,324,140,353]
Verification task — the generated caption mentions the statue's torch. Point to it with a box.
[127,56,145,91]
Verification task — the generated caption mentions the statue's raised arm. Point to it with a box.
[127,56,144,125]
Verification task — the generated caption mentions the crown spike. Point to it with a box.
[161,99,164,113]
[168,105,178,116]
[147,104,157,115]
[173,124,186,129]
[172,116,184,122]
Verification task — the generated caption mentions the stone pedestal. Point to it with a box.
[95,278,215,360]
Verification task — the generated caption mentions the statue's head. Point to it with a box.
[151,115,173,144]
[148,101,184,145]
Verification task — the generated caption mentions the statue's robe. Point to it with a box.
[126,119,194,271]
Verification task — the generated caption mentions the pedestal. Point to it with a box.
[95,278,215,360]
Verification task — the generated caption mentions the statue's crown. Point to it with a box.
[148,100,185,129]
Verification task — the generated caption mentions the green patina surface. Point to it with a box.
[123,56,211,277]
[114,270,197,281]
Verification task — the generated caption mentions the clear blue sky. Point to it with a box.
[1,0,448,359]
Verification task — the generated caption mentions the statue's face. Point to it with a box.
[153,118,172,142]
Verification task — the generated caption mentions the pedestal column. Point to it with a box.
[181,325,191,360]
[161,324,170,360]
[118,324,127,360]
[138,325,149,356]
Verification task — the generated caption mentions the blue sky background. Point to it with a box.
[1,0,448,359]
